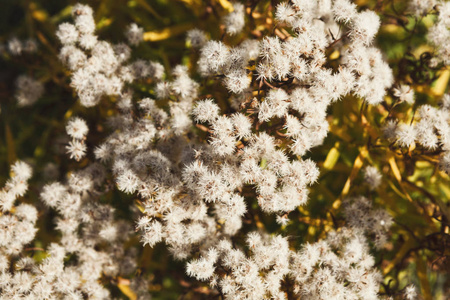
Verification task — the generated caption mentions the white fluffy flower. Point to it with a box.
[223,3,245,36]
[66,117,89,140]
[186,29,207,48]
[275,2,296,24]
[396,124,417,147]
[192,99,220,123]
[126,23,144,46]
[56,23,79,45]
[66,140,87,161]
[11,161,32,181]
[363,166,382,190]
[393,85,415,104]
[350,11,380,45]
[15,75,44,107]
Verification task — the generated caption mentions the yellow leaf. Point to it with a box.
[34,147,44,158]
[176,0,202,7]
[64,109,73,120]
[388,152,402,183]
[96,18,113,30]
[135,200,145,213]
[439,182,450,199]
[332,146,367,210]
[307,225,316,237]
[32,10,48,22]
[386,180,408,201]
[29,3,49,22]
[431,69,450,97]
[329,50,340,60]
[218,0,234,12]
[143,23,194,42]
[117,278,137,300]
[381,24,401,34]
[422,14,435,28]
[387,151,414,203]
[298,205,309,216]
[254,214,264,229]
[323,142,340,171]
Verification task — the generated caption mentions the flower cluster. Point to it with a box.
[29,163,145,299]
[54,1,399,297]
[5,0,447,298]
[344,196,393,248]
[187,232,290,299]
[198,0,392,106]
[56,4,163,107]
[291,228,382,299]
[187,228,382,300]
[0,162,36,255]
[0,161,145,298]
[383,93,450,173]
[427,1,450,65]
